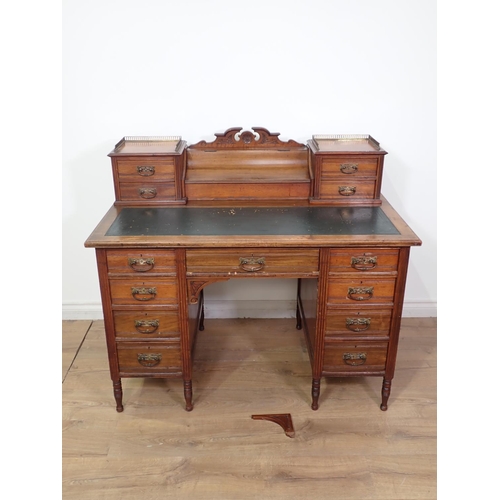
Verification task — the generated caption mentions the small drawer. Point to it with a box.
[186,248,319,275]
[323,342,388,373]
[113,310,180,340]
[319,180,376,199]
[117,342,182,375]
[329,248,399,274]
[325,308,392,337]
[115,157,175,182]
[109,279,178,305]
[327,277,396,306]
[118,182,176,201]
[106,249,177,275]
[321,157,378,178]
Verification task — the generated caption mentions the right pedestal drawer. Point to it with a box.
[323,342,388,373]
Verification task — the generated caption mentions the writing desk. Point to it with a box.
[85,128,421,412]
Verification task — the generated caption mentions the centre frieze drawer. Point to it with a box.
[186,248,319,275]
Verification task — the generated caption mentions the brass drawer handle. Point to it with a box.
[137,353,162,367]
[351,256,378,270]
[138,187,157,199]
[134,319,160,334]
[338,186,356,196]
[239,256,265,272]
[137,165,155,176]
[340,163,358,174]
[343,352,367,366]
[131,287,157,301]
[128,257,155,272]
[347,286,374,301]
[346,318,371,332]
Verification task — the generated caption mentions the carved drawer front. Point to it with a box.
[186,248,319,275]
[118,182,176,201]
[325,308,392,338]
[329,248,399,274]
[323,342,388,373]
[109,279,178,305]
[106,249,176,275]
[113,310,180,340]
[319,180,376,199]
[117,342,182,375]
[321,157,378,179]
[115,157,175,182]
[327,277,396,306]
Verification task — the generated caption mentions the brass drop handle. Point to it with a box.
[347,286,374,301]
[239,256,265,272]
[340,163,358,174]
[351,256,378,270]
[338,186,357,196]
[136,165,155,176]
[128,257,155,272]
[138,187,157,199]
[137,353,162,367]
[131,287,157,301]
[134,319,160,334]
[343,352,367,366]
[346,318,371,332]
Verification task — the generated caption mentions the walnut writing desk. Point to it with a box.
[85,127,421,413]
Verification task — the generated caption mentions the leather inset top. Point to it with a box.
[106,207,400,237]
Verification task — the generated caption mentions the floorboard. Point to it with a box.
[62,317,437,499]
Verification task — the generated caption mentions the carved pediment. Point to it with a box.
[189,127,305,150]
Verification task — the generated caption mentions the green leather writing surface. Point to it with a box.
[106,207,400,237]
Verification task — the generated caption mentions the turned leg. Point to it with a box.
[311,378,321,410]
[184,379,193,411]
[296,302,302,330]
[380,378,392,411]
[199,302,205,331]
[113,380,124,412]
[296,279,302,330]
[198,289,205,331]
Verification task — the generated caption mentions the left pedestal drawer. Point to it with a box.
[113,310,180,340]
[109,279,178,305]
[117,342,182,375]
[106,249,176,275]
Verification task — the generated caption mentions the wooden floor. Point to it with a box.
[62,317,436,499]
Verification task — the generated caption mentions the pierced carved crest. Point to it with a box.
[189,127,305,150]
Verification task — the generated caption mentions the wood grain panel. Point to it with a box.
[329,248,399,274]
[319,179,376,199]
[327,277,396,306]
[325,308,392,338]
[115,157,175,182]
[117,342,182,375]
[106,249,176,275]
[323,341,388,373]
[118,182,176,201]
[109,279,178,305]
[186,248,319,275]
[113,310,180,340]
[321,156,378,178]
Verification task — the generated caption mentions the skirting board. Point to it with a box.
[62,299,437,320]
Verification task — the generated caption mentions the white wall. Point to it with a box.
[62,0,436,319]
